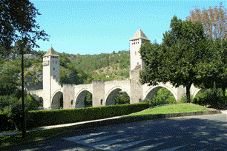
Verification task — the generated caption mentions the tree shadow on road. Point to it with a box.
[10,114,227,151]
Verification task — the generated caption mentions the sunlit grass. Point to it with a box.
[127,104,210,116]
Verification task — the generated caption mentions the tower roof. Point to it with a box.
[130,29,149,41]
[44,47,59,57]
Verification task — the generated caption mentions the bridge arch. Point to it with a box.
[105,86,130,106]
[191,88,202,98]
[51,89,63,109]
[143,85,177,101]
[75,89,93,108]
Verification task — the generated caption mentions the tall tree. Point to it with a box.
[196,39,227,96]
[0,0,48,138]
[186,3,227,97]
[186,3,227,41]
[140,16,207,103]
[0,0,48,55]
[0,64,20,95]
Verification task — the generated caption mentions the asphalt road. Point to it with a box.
[11,114,227,151]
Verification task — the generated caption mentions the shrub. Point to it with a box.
[18,94,40,110]
[145,88,177,107]
[179,94,193,103]
[0,114,14,131]
[2,103,149,130]
[37,65,42,72]
[27,102,149,128]
[0,95,18,113]
[192,89,227,108]
[7,104,31,130]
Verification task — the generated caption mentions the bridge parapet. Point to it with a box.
[27,89,44,101]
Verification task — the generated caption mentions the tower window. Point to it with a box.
[53,67,55,71]
[100,99,103,105]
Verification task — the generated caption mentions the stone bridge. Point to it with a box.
[28,29,201,110]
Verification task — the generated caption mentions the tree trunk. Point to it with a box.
[222,87,226,97]
[186,84,191,103]
[21,51,26,138]
[213,81,217,98]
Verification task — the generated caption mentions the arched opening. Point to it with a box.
[51,91,63,109]
[145,87,176,106]
[194,89,206,99]
[75,90,92,108]
[106,88,130,106]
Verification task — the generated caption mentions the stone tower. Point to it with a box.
[130,29,150,103]
[129,29,150,72]
[42,47,61,109]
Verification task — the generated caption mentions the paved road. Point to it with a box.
[12,114,227,151]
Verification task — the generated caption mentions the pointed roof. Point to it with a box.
[44,47,59,57]
[130,29,149,41]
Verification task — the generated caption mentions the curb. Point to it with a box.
[0,109,222,150]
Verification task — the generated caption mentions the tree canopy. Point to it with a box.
[186,2,227,41]
[186,3,227,96]
[140,16,208,103]
[0,0,48,55]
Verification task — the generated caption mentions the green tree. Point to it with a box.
[60,71,71,85]
[186,3,227,97]
[0,65,19,95]
[0,0,48,138]
[18,94,40,110]
[59,52,71,67]
[152,88,176,105]
[196,39,227,96]
[114,92,130,105]
[140,16,207,103]
[84,93,92,107]
[0,0,49,55]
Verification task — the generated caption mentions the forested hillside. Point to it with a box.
[0,50,131,113]
[0,50,130,89]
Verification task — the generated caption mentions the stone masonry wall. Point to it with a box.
[92,81,105,107]
[130,65,143,104]
[63,84,75,109]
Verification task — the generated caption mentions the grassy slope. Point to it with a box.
[128,104,210,116]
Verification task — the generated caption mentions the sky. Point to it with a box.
[30,0,225,55]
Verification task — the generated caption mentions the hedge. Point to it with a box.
[0,114,14,132]
[1,102,149,131]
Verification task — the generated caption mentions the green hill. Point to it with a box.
[0,50,130,89]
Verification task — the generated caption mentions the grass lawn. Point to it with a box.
[127,104,210,116]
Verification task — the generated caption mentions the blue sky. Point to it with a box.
[30,0,225,55]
